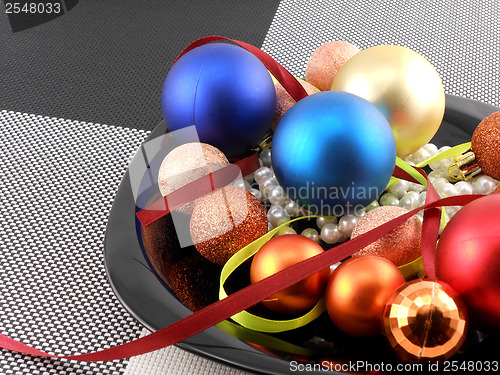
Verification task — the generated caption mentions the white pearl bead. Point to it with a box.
[301,228,320,243]
[284,199,301,217]
[418,192,427,206]
[423,143,439,156]
[267,205,290,227]
[429,146,453,171]
[254,167,273,185]
[259,176,278,191]
[411,148,432,165]
[431,178,448,189]
[321,223,341,244]
[399,191,420,210]
[250,188,263,201]
[338,231,350,243]
[445,206,461,219]
[472,175,497,195]
[316,216,338,229]
[354,207,366,217]
[428,170,450,182]
[437,183,458,198]
[276,226,296,236]
[338,215,358,237]
[408,182,426,193]
[267,185,286,205]
[365,200,380,212]
[454,181,474,195]
[388,179,410,199]
[244,173,255,184]
[380,193,399,206]
[259,149,272,167]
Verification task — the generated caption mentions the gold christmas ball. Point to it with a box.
[190,186,267,265]
[325,256,405,337]
[383,279,468,363]
[250,234,330,314]
[351,206,422,266]
[331,45,445,157]
[305,41,360,91]
[272,78,319,131]
[158,142,229,214]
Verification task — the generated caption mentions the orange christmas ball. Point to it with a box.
[305,41,360,91]
[351,206,422,266]
[271,79,319,131]
[190,186,267,265]
[250,234,330,314]
[158,142,229,214]
[325,256,405,337]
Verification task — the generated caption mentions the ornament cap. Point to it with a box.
[448,150,482,181]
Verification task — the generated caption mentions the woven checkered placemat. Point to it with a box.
[0,110,148,374]
[262,0,500,108]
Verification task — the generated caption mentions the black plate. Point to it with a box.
[104,95,499,374]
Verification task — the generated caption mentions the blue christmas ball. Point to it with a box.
[161,43,276,158]
[272,91,396,215]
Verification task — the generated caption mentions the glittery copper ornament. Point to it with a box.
[326,256,405,337]
[383,279,468,363]
[271,79,319,131]
[250,234,330,314]
[305,41,360,91]
[471,111,500,180]
[158,142,229,214]
[351,206,422,266]
[190,186,267,265]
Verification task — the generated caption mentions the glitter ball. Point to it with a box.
[158,142,229,214]
[351,206,422,266]
[305,41,360,91]
[472,111,500,180]
[272,79,319,131]
[190,186,268,265]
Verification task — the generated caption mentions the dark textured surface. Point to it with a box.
[0,0,280,130]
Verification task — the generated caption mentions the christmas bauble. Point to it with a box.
[325,256,405,337]
[190,186,268,265]
[272,78,319,131]
[158,142,229,214]
[250,234,330,314]
[351,206,422,266]
[383,279,468,363]
[331,45,445,157]
[471,110,500,180]
[436,194,500,333]
[161,43,276,158]
[305,40,360,91]
[272,91,396,215]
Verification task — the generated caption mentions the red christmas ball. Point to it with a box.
[436,194,500,333]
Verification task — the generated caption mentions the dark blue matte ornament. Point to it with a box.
[272,91,396,215]
[161,43,276,158]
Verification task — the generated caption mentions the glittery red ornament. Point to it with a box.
[158,142,229,214]
[471,110,500,180]
[436,194,500,333]
[272,79,319,131]
[351,206,422,266]
[383,279,468,363]
[190,186,268,265]
[305,41,360,91]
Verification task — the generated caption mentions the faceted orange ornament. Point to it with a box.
[383,279,468,363]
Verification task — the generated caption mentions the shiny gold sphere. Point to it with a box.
[250,234,330,314]
[331,45,445,157]
[325,256,405,337]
